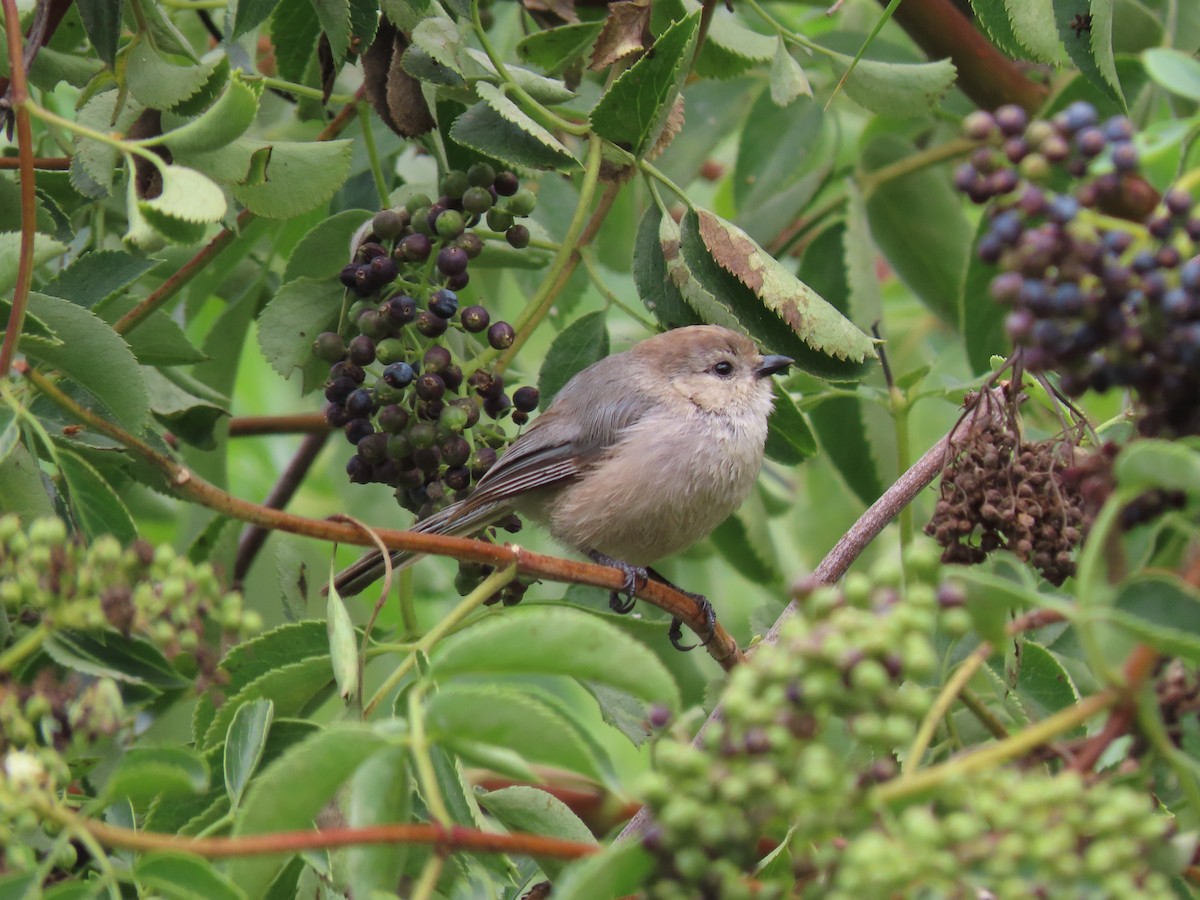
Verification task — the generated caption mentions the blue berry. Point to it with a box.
[1060,101,1098,134]
[1047,195,1080,223]
[1181,258,1200,291]
[991,210,1023,245]
[429,288,459,319]
[345,388,373,418]
[383,362,415,388]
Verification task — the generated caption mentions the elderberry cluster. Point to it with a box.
[637,553,942,900]
[955,100,1200,437]
[924,410,1085,585]
[315,163,542,521]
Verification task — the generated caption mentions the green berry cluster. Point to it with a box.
[0,515,260,684]
[0,745,72,869]
[830,769,1176,899]
[637,560,940,900]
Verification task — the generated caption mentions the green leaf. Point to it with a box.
[1002,0,1063,63]
[683,209,877,378]
[843,183,883,334]
[201,655,335,749]
[98,300,208,367]
[105,747,210,805]
[1115,439,1200,498]
[516,21,604,74]
[633,204,702,329]
[1110,574,1200,661]
[256,277,342,382]
[224,699,274,811]
[43,630,188,688]
[474,81,576,162]
[21,292,150,434]
[769,36,811,106]
[410,16,463,74]
[961,214,1007,374]
[694,2,775,78]
[271,0,323,85]
[710,483,780,584]
[0,232,66,297]
[283,209,373,282]
[126,40,225,111]
[659,211,743,332]
[477,786,597,880]
[346,746,411,899]
[312,0,352,63]
[326,582,359,702]
[58,449,136,543]
[970,0,1033,60]
[76,0,123,67]
[72,92,144,198]
[552,841,656,900]
[231,0,280,39]
[41,250,159,309]
[1053,0,1123,104]
[427,685,609,782]
[464,49,576,105]
[0,406,17,468]
[733,89,826,219]
[1012,641,1080,721]
[450,100,579,172]
[826,50,957,117]
[431,606,681,711]
[161,73,261,154]
[764,388,816,465]
[143,369,227,448]
[1143,48,1200,101]
[0,444,56,521]
[229,725,389,897]
[807,395,885,506]
[862,134,970,326]
[590,13,700,157]
[135,853,247,900]
[140,164,228,230]
[538,311,610,409]
[232,140,354,218]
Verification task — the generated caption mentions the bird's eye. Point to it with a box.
[711,360,735,378]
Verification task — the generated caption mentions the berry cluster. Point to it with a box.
[830,769,1175,898]
[316,163,542,521]
[955,100,1200,437]
[637,554,942,899]
[0,516,259,686]
[925,412,1084,585]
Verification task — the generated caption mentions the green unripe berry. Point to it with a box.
[435,209,465,239]
[29,517,66,547]
[467,162,496,187]
[439,170,470,199]
[371,208,407,240]
[375,338,406,365]
[507,188,536,216]
[405,193,432,213]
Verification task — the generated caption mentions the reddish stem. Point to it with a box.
[228,413,330,436]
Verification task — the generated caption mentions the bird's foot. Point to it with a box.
[647,567,715,652]
[588,552,646,615]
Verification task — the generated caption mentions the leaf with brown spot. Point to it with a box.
[680,210,875,380]
[590,0,651,71]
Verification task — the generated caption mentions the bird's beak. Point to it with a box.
[754,355,793,379]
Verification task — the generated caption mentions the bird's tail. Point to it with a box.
[328,500,510,597]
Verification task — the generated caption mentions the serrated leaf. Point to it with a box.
[312,0,352,63]
[431,606,681,711]
[633,204,702,329]
[826,50,957,117]
[516,21,604,74]
[689,209,877,372]
[427,685,608,782]
[463,48,576,105]
[105,747,210,805]
[862,134,969,326]
[229,725,389,897]
[232,140,353,218]
[1143,48,1200,101]
[98,299,208,367]
[538,311,610,408]
[135,853,246,900]
[1054,0,1123,104]
[970,0,1032,60]
[346,746,411,898]
[474,81,576,162]
[0,444,56,520]
[477,786,597,880]
[450,100,579,171]
[143,368,225,447]
[231,0,280,39]
[590,12,700,157]
[161,74,260,154]
[126,40,225,111]
[224,699,274,811]
[1012,641,1080,721]
[284,209,373,282]
[270,0,323,85]
[659,211,742,331]
[326,582,359,702]
[1003,0,1063,63]
[141,165,228,226]
[764,388,816,465]
[43,630,188,688]
[256,276,342,382]
[73,92,145,197]
[0,232,67,297]
[41,250,159,310]
[58,449,136,543]
[769,36,811,106]
[77,0,124,67]
[843,182,883,330]
[202,655,335,749]
[21,292,150,434]
[410,15,463,72]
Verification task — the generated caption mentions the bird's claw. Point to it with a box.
[666,595,716,652]
[588,552,646,616]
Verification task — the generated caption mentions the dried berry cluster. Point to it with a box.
[925,416,1084,585]
[956,100,1200,437]
[637,556,942,900]
[0,516,259,685]
[316,163,542,523]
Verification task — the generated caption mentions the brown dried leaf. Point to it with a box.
[523,0,580,25]
[589,0,651,71]
[362,18,433,139]
[646,95,684,161]
[127,109,169,200]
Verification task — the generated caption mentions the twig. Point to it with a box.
[0,155,70,169]
[228,413,330,436]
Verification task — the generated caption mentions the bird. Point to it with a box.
[332,324,793,648]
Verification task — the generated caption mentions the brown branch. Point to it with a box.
[233,430,331,586]
[1069,643,1160,773]
[19,362,744,670]
[228,413,330,437]
[0,155,70,170]
[0,0,37,377]
[70,812,597,861]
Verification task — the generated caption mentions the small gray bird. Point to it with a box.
[333,324,792,647]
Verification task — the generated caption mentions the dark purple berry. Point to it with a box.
[484,393,512,419]
[443,466,471,491]
[413,446,442,473]
[487,321,516,350]
[429,289,459,319]
[962,111,996,140]
[325,376,357,404]
[461,305,490,333]
[416,399,444,420]
[469,369,504,399]
[442,365,463,393]
[511,410,529,426]
[398,233,432,262]
[1060,101,1098,134]
[348,335,377,366]
[456,233,484,259]
[353,265,375,296]
[447,272,470,291]
[437,246,469,277]
[494,171,519,196]
[451,397,480,429]
[372,208,407,239]
[344,418,374,445]
[415,373,446,402]
[1103,116,1133,142]
[358,432,388,465]
[469,446,497,478]
[359,242,388,261]
[952,163,978,194]
[330,361,366,383]
[326,403,352,428]
[423,347,451,372]
[441,436,471,467]
[1047,195,1080,223]
[994,104,1027,137]
[378,404,410,433]
[345,388,374,418]
[1111,142,1138,172]
[346,454,370,483]
[339,263,359,288]
[383,293,417,324]
[512,386,539,412]
[1165,189,1193,218]
[506,225,530,249]
[416,310,449,337]
[1075,127,1106,158]
[383,361,415,388]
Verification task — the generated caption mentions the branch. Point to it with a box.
[228,412,330,437]
[19,363,744,670]
[0,155,70,170]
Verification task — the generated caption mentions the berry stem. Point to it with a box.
[902,641,992,775]
[409,683,453,826]
[857,137,978,197]
[358,102,392,207]
[0,621,48,674]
